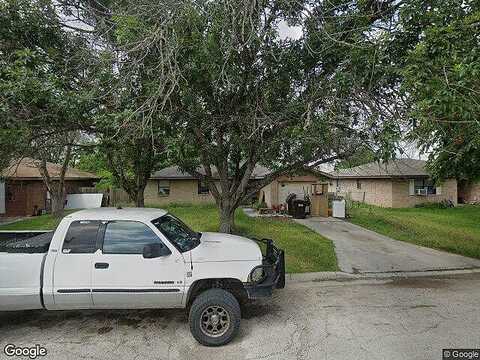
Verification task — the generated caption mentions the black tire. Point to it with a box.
[189,288,241,346]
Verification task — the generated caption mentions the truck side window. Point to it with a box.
[102,221,162,254]
[63,220,100,254]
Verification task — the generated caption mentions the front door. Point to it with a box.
[91,220,185,308]
[53,220,100,309]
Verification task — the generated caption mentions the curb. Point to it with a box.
[288,268,480,283]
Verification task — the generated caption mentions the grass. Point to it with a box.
[0,211,76,231]
[164,204,337,273]
[349,203,480,259]
[0,204,337,273]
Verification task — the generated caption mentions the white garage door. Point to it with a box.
[278,182,313,204]
[0,181,5,214]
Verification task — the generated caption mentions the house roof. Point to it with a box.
[151,165,271,180]
[1,158,99,180]
[329,159,429,179]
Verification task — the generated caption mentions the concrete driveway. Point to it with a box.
[295,217,480,274]
[1,274,480,360]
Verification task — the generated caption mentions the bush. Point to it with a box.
[253,200,268,210]
[414,200,454,209]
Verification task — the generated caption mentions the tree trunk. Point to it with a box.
[135,187,145,207]
[218,203,236,234]
[129,186,145,207]
[51,190,65,218]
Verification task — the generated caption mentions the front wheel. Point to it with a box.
[189,288,241,346]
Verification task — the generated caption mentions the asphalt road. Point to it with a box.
[1,274,479,360]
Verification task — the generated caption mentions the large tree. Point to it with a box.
[60,0,181,206]
[0,0,97,216]
[100,125,168,207]
[400,1,480,181]
[170,0,404,233]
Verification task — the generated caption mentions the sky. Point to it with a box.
[278,21,303,40]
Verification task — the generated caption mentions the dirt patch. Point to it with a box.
[97,326,113,334]
[63,311,85,320]
[409,304,437,309]
[388,278,447,289]
[0,310,44,327]
[242,303,280,319]
[117,317,143,328]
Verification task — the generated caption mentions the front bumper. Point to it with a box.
[244,238,285,299]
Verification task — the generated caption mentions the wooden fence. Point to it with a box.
[110,188,131,206]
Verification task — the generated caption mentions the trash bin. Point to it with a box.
[293,199,307,219]
[286,194,297,216]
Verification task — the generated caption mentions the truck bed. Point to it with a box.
[0,252,46,310]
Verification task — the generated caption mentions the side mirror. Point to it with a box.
[143,243,171,258]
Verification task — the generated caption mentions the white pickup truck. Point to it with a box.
[0,208,285,346]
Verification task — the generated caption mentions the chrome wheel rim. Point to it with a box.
[200,305,230,337]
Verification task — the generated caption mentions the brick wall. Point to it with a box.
[391,178,457,208]
[144,179,215,206]
[259,182,273,207]
[458,181,480,203]
[333,178,393,207]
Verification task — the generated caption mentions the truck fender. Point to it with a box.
[185,278,248,308]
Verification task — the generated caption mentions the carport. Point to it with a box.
[259,168,331,208]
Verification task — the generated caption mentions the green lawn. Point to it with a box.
[0,211,76,231]
[0,204,337,273]
[349,204,480,259]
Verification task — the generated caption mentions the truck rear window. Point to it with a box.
[62,221,100,254]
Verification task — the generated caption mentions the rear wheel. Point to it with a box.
[189,288,241,346]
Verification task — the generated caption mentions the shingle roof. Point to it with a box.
[151,165,271,180]
[1,158,99,180]
[329,159,429,179]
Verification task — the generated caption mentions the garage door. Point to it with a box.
[278,182,313,204]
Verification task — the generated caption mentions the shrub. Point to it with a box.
[414,200,454,209]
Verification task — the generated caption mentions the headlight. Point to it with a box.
[249,267,265,283]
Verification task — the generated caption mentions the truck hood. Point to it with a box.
[190,232,262,262]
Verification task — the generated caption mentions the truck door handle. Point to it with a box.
[95,262,109,269]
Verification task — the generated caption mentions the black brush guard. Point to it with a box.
[244,238,285,299]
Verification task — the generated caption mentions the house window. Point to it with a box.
[198,180,209,195]
[158,180,170,196]
[414,179,436,195]
[356,179,362,190]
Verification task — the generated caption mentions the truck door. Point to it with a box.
[91,221,185,308]
[53,220,100,309]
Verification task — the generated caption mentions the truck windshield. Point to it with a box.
[152,214,200,253]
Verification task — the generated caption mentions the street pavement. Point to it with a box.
[1,273,479,360]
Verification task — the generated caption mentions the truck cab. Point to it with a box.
[0,208,285,346]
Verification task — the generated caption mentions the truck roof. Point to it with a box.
[66,207,168,222]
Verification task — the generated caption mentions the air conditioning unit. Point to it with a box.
[416,188,427,196]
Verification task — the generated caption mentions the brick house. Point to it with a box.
[329,159,458,208]
[144,165,270,206]
[0,158,98,217]
[139,159,477,209]
[146,165,331,209]
[458,180,480,204]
